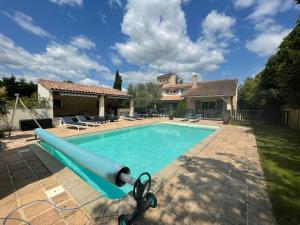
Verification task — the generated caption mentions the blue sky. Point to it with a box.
[0,0,299,88]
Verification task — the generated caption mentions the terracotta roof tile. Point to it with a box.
[184,79,238,97]
[38,79,129,97]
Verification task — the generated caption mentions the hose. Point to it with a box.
[1,194,108,225]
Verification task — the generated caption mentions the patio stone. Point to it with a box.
[65,210,90,225]
[28,209,62,225]
[0,119,276,224]
[0,211,23,225]
[51,192,71,204]
[23,201,53,219]
[58,199,80,218]
[40,176,59,187]
[17,182,41,196]
[0,198,18,218]
[20,188,47,204]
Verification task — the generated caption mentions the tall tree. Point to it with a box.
[127,82,162,111]
[0,87,8,115]
[113,69,122,90]
[238,18,300,109]
[0,75,37,100]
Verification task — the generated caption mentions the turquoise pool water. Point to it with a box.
[40,123,215,199]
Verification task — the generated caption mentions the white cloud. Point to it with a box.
[78,78,101,86]
[254,18,284,32]
[3,11,54,38]
[246,28,290,57]
[233,0,295,19]
[233,0,295,57]
[122,70,157,84]
[114,0,236,78]
[98,11,107,25]
[248,0,294,21]
[49,0,83,7]
[67,12,78,22]
[233,0,255,9]
[202,10,236,40]
[0,33,109,82]
[108,0,122,8]
[110,54,122,66]
[70,35,96,49]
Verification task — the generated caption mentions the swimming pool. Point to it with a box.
[39,123,216,199]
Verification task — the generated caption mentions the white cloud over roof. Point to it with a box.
[114,0,236,78]
[0,33,109,81]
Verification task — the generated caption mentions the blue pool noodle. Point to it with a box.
[34,128,130,187]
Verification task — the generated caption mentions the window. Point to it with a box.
[216,100,223,110]
[202,102,215,110]
[53,99,62,109]
[169,89,177,95]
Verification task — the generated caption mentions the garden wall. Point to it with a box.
[0,108,52,130]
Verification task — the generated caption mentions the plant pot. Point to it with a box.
[222,116,230,124]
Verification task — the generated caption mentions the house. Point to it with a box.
[158,73,238,113]
[37,79,133,119]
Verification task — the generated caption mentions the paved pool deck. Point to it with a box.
[0,118,276,225]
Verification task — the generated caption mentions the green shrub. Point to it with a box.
[176,100,188,117]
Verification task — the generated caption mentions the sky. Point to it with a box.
[0,0,299,89]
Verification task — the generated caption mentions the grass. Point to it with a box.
[231,121,300,225]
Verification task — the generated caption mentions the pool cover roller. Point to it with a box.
[34,128,157,225]
[34,128,130,187]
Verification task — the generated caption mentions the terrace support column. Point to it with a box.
[130,98,134,116]
[220,96,232,111]
[99,95,105,117]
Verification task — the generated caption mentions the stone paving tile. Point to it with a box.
[17,182,41,196]
[28,208,62,225]
[51,191,71,204]
[0,197,18,218]
[58,199,81,219]
[22,201,53,219]
[65,210,91,225]
[1,211,23,225]
[40,175,59,187]
[0,119,276,225]
[19,188,47,204]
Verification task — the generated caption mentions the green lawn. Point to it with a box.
[231,122,300,225]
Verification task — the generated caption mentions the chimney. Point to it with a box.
[192,75,198,88]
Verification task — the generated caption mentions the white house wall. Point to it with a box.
[0,108,52,130]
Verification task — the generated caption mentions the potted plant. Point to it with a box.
[222,111,231,124]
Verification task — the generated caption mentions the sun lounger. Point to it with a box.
[91,115,107,123]
[61,117,87,131]
[108,113,118,122]
[133,113,143,120]
[180,113,191,121]
[123,112,136,121]
[189,114,201,122]
[75,115,100,127]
